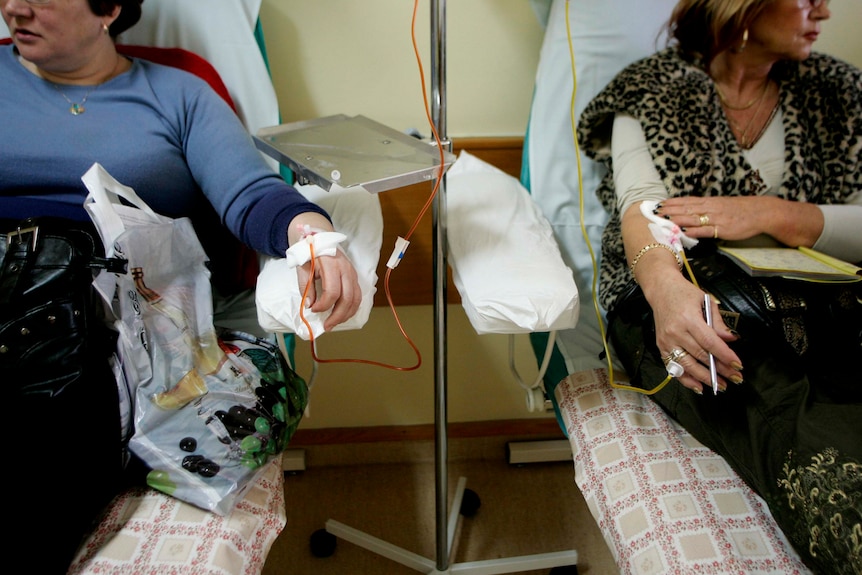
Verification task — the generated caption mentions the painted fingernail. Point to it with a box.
[730,374,744,385]
[729,329,740,338]
[663,214,671,220]
[680,227,687,232]
[731,361,744,371]
[692,387,703,395]
[652,208,660,215]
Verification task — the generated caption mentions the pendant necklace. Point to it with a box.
[51,83,101,115]
[46,54,123,116]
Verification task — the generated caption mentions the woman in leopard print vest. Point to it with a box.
[578,1,861,573]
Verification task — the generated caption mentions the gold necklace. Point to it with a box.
[742,100,780,150]
[51,83,102,115]
[726,87,779,150]
[727,88,766,148]
[46,54,124,116]
[716,79,770,111]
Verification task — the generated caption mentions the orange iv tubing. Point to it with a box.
[297,0,446,372]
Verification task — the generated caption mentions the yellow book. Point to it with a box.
[717,245,862,283]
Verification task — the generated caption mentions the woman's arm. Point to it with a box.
[612,114,744,394]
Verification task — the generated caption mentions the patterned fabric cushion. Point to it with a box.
[555,369,813,575]
[67,457,286,575]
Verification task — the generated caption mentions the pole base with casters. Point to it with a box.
[309,476,579,574]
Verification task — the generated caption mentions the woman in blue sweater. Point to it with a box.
[2,0,361,571]
[1,0,361,330]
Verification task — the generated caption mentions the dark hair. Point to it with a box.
[88,0,144,37]
[666,0,771,64]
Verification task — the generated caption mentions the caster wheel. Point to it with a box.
[460,488,481,517]
[549,565,578,575]
[309,528,336,558]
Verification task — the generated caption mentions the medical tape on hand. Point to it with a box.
[639,200,699,253]
[284,231,347,268]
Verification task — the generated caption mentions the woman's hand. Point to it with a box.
[288,213,362,332]
[655,195,824,247]
[295,249,361,332]
[644,273,743,394]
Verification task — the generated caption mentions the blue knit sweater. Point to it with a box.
[0,45,329,261]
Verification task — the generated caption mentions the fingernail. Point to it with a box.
[663,214,671,220]
[692,387,703,395]
[729,329,740,338]
[680,227,687,232]
[652,208,660,215]
[731,361,744,371]
[655,203,663,209]
[730,374,744,385]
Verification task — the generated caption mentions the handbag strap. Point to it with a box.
[0,225,38,304]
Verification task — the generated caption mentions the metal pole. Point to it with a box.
[430,0,449,571]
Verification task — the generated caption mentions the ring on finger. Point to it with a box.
[713,225,719,239]
[663,348,689,364]
[699,214,710,226]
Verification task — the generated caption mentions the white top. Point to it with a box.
[612,112,862,261]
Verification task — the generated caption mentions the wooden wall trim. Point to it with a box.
[374,136,524,307]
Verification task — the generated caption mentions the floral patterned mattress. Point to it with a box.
[555,369,813,575]
[67,456,286,575]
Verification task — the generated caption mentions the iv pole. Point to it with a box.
[321,1,579,571]
[430,0,451,569]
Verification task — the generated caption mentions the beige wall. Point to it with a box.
[260,0,545,138]
[259,0,862,430]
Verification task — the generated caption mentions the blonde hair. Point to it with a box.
[666,0,772,63]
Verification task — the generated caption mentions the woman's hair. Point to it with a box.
[88,0,144,37]
[666,0,772,63]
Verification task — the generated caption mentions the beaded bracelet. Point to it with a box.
[629,242,683,282]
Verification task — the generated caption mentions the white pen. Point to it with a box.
[703,293,719,394]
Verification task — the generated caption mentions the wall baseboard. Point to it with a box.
[285,418,569,469]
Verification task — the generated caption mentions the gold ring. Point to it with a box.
[663,348,689,365]
[713,226,719,239]
[699,214,710,226]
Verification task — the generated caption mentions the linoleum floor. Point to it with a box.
[262,440,618,575]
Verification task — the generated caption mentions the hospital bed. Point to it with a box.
[514,1,815,573]
[3,2,291,573]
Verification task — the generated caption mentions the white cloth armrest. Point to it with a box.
[256,184,382,339]
[446,151,579,335]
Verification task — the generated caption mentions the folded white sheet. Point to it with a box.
[446,151,579,334]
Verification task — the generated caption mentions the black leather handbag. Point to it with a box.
[0,218,130,572]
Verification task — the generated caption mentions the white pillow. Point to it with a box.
[117,0,278,141]
[447,151,579,335]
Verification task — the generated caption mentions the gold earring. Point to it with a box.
[738,29,748,52]
[103,23,110,34]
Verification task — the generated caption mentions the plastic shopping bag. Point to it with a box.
[82,163,307,514]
